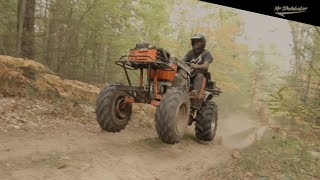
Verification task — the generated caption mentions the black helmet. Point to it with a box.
[191,33,206,50]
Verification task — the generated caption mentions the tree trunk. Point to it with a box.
[0,37,7,55]
[20,0,35,59]
[41,0,49,64]
[83,50,87,81]
[97,44,101,82]
[46,0,65,70]
[102,47,109,82]
[303,72,311,103]
[250,70,258,109]
[16,0,26,57]
[56,6,74,73]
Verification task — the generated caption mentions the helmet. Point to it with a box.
[191,34,206,51]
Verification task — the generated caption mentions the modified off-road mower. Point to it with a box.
[95,43,222,144]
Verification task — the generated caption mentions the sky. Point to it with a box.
[238,9,293,71]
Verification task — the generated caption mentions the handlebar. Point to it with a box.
[184,62,195,70]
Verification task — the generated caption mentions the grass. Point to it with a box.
[25,84,40,97]
[206,129,320,180]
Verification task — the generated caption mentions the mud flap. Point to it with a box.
[203,91,214,101]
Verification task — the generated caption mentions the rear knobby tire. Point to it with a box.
[195,101,218,141]
[95,85,132,132]
[155,89,190,144]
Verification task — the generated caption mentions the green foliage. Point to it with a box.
[265,22,320,131]
[206,130,320,179]
[0,0,17,55]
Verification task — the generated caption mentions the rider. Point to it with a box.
[182,33,214,99]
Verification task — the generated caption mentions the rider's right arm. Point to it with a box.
[182,50,192,62]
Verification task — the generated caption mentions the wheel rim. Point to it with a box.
[211,122,216,131]
[176,103,188,133]
[114,96,129,119]
[211,120,216,132]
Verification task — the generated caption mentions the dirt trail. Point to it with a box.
[0,97,266,180]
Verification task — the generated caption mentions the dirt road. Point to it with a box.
[0,97,266,180]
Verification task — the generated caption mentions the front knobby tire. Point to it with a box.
[195,101,218,141]
[155,89,190,144]
[95,85,132,132]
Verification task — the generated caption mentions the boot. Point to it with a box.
[189,90,199,99]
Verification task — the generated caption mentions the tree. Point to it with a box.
[267,22,320,133]
[17,0,35,59]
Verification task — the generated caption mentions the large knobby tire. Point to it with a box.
[155,89,190,144]
[195,101,218,141]
[95,85,132,132]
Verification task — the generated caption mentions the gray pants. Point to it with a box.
[190,73,206,93]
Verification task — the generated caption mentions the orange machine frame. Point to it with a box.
[147,63,177,82]
[128,49,157,62]
[117,49,177,107]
